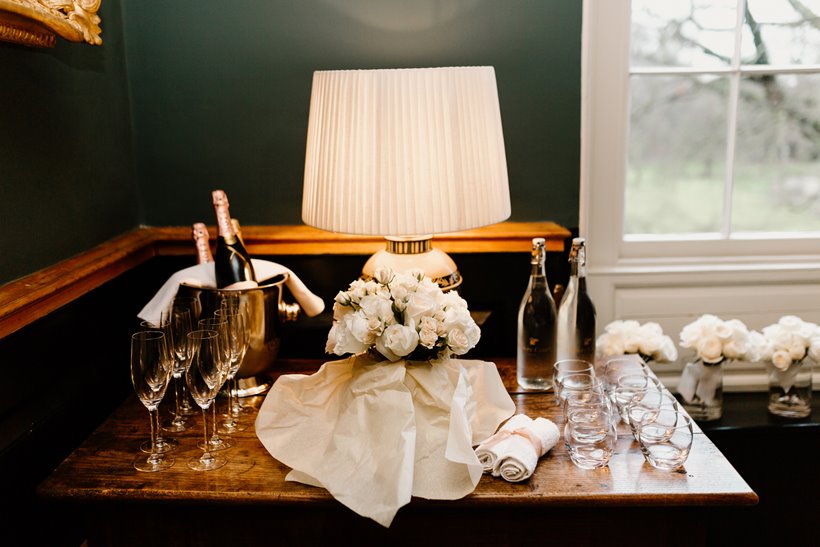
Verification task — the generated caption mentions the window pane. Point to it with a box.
[732,74,820,233]
[631,0,737,68]
[743,0,820,65]
[625,75,729,235]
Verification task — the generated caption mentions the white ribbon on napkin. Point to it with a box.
[474,413,560,482]
[254,353,515,528]
[137,259,325,325]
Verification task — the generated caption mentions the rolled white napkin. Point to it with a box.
[137,259,325,325]
[474,414,560,482]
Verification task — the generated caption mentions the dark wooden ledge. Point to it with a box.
[0,222,570,339]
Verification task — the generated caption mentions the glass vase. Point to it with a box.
[677,358,724,421]
[767,357,813,419]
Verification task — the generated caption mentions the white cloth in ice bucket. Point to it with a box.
[137,259,325,325]
[254,353,515,528]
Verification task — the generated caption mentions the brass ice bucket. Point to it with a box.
[177,274,299,380]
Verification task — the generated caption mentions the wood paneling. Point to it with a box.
[0,222,570,339]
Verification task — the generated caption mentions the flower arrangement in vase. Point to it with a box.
[595,319,678,365]
[326,267,481,362]
[758,315,820,418]
[677,314,760,421]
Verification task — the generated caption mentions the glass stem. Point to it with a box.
[232,377,242,415]
[201,408,212,463]
[226,377,235,424]
[154,407,164,447]
[211,404,219,442]
[148,408,159,462]
[173,375,183,419]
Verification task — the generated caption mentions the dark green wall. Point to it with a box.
[122,0,581,229]
[0,0,581,286]
[0,0,139,285]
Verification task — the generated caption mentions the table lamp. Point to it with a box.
[301,66,511,291]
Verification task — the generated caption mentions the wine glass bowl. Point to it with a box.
[130,330,175,472]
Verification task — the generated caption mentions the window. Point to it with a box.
[581,0,820,390]
[582,0,820,261]
[626,0,820,240]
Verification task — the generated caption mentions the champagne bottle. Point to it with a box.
[556,237,597,363]
[191,222,214,264]
[211,190,257,289]
[517,237,557,391]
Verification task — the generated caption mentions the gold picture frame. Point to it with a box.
[0,0,101,48]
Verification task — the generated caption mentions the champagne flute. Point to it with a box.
[220,293,255,416]
[215,306,249,433]
[162,306,193,432]
[138,317,178,454]
[172,295,202,416]
[130,330,174,472]
[186,329,227,471]
[198,316,235,451]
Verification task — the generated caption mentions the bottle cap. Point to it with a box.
[212,189,228,206]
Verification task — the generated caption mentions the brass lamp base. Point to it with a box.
[361,236,462,292]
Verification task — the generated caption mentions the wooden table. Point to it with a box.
[37,358,757,546]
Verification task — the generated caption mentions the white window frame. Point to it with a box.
[580,0,820,391]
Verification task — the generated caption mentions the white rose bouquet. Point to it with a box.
[679,314,761,364]
[595,320,678,363]
[758,315,820,371]
[325,268,481,362]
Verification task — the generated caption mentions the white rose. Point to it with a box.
[376,323,419,361]
[623,336,640,354]
[464,321,481,348]
[762,324,790,350]
[359,294,394,324]
[722,340,747,360]
[374,267,394,285]
[442,305,473,332]
[604,320,624,335]
[808,336,820,363]
[787,338,807,361]
[639,322,663,337]
[771,349,793,371]
[778,315,804,333]
[333,290,352,307]
[418,325,439,349]
[697,335,724,363]
[447,327,472,355]
[343,312,375,345]
[440,290,469,310]
[326,323,369,356]
[596,333,624,357]
[638,334,662,356]
[332,301,352,321]
[714,321,733,341]
[405,290,438,324]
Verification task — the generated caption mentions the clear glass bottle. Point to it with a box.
[556,237,597,363]
[517,237,557,391]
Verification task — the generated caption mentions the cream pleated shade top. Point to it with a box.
[302,66,511,236]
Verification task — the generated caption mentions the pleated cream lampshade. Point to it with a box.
[301,66,511,290]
